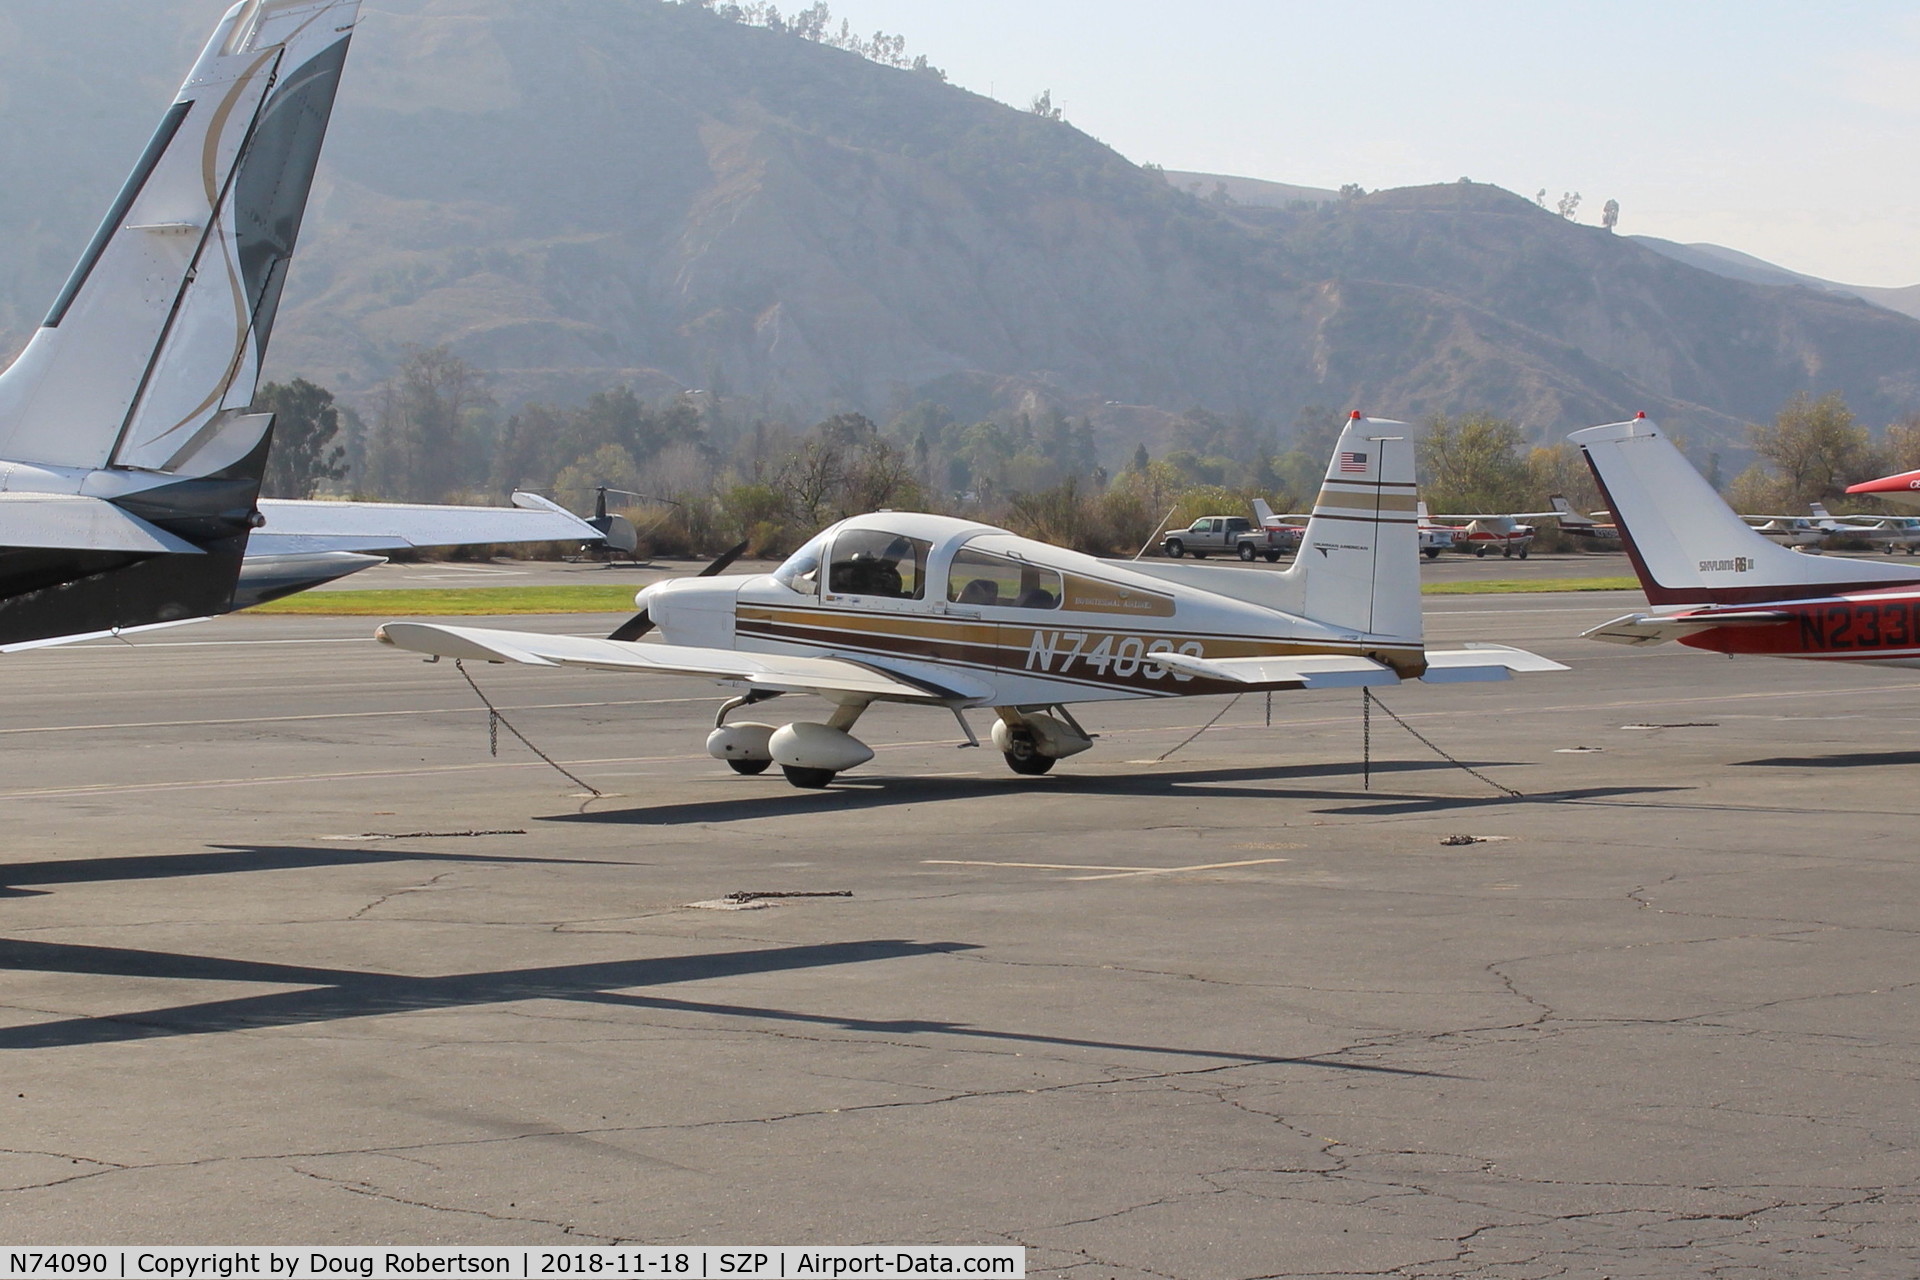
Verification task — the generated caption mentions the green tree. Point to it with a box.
[1419,413,1530,513]
[362,347,493,501]
[255,378,347,498]
[1747,392,1874,507]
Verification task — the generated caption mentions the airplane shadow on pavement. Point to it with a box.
[0,844,633,899]
[551,759,1686,826]
[0,934,1442,1077]
[1732,750,1920,770]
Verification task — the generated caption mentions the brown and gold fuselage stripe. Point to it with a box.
[735,606,1424,697]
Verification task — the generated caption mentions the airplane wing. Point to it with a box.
[1418,644,1572,681]
[374,622,976,704]
[1147,651,1401,689]
[0,493,205,554]
[1582,611,1791,646]
[1150,644,1565,689]
[251,493,599,554]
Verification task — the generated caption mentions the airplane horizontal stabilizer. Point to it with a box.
[1581,612,1789,646]
[1147,651,1401,690]
[253,493,600,552]
[375,622,976,704]
[0,493,205,554]
[1417,644,1570,682]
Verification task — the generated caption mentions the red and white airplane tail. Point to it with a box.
[1573,415,1920,605]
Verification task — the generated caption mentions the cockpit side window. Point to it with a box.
[826,530,931,600]
[946,546,1061,610]
[772,532,829,596]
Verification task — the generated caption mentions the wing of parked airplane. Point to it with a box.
[249,492,600,555]
[376,621,984,704]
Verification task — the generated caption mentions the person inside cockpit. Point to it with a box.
[828,531,928,599]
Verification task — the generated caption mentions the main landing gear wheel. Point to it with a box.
[1002,728,1056,776]
[781,765,837,789]
[1518,546,1529,559]
[727,758,772,775]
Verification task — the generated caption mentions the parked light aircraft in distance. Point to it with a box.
[0,0,602,652]
[1807,505,1920,554]
[1250,498,1304,555]
[1736,505,1920,553]
[1834,515,1920,554]
[1576,414,1920,667]
[1543,496,1622,549]
[1740,515,1827,548]
[1415,503,1529,557]
[377,414,1565,788]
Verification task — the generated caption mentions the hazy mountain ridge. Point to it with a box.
[2,0,1918,463]
[1632,236,1920,321]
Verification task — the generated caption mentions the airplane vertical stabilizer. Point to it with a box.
[1574,415,1920,604]
[0,0,359,476]
[1281,414,1422,642]
[0,0,360,649]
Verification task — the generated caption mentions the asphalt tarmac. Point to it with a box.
[2,576,1916,1277]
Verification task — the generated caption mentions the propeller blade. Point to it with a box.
[606,541,748,642]
[699,539,752,577]
[607,608,652,642]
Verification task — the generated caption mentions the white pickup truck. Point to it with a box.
[1162,516,1295,561]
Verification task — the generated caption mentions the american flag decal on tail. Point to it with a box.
[1338,451,1369,474]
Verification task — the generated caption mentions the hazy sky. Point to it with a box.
[820,0,1919,287]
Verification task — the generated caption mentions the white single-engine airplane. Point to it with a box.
[377,414,1565,788]
[0,0,605,652]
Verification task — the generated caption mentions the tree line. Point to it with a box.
[253,349,1920,558]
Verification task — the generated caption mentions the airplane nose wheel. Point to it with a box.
[1002,728,1056,776]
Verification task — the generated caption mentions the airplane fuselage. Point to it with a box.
[642,566,1424,707]
[1673,588,1920,668]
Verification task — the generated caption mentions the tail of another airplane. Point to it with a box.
[1549,495,1594,528]
[0,0,360,647]
[0,0,358,475]
[1574,415,1920,605]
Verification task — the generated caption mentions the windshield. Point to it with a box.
[772,531,829,595]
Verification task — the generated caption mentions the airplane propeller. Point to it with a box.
[608,539,751,641]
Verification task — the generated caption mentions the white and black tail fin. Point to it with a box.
[0,0,360,479]
[1282,412,1422,642]
[1574,415,1920,604]
[1549,494,1594,528]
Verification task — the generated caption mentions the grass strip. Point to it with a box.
[248,586,640,615]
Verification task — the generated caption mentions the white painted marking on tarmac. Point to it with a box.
[925,857,1288,880]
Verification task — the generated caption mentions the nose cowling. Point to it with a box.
[635,576,739,648]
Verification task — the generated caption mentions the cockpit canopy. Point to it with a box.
[769,514,1173,617]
